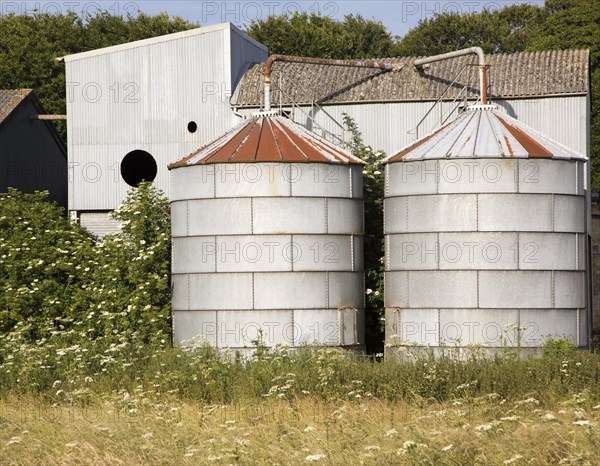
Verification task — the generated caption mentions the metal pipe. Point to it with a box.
[263,54,399,111]
[414,47,488,105]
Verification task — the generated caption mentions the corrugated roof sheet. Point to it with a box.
[233,50,589,107]
[0,89,32,124]
[384,104,587,162]
[169,115,364,168]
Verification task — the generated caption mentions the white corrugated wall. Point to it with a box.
[237,96,588,158]
[66,24,268,212]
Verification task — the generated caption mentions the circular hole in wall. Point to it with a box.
[187,121,198,133]
[120,149,157,187]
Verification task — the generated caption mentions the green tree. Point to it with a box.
[246,13,395,59]
[394,4,548,56]
[0,11,195,138]
[526,0,600,189]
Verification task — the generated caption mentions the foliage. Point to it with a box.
[342,114,385,353]
[393,5,548,56]
[0,183,171,344]
[246,13,395,59]
[0,11,195,138]
[543,337,578,358]
[525,0,600,190]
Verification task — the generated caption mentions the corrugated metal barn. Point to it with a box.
[0,89,67,209]
[233,50,590,158]
[61,23,268,235]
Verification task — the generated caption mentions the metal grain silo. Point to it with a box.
[384,100,588,356]
[168,113,365,352]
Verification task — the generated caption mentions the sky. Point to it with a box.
[0,1,545,37]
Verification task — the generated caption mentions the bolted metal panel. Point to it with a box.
[518,233,579,270]
[214,163,291,198]
[386,233,438,271]
[479,271,552,308]
[478,194,553,232]
[290,164,352,198]
[171,201,188,237]
[399,195,478,233]
[171,274,189,311]
[519,309,579,347]
[437,159,518,194]
[518,159,578,195]
[171,166,215,201]
[188,198,252,236]
[554,195,585,233]
[216,310,294,347]
[188,273,253,310]
[384,197,408,234]
[328,272,365,308]
[396,308,440,346]
[409,271,478,308]
[292,235,353,272]
[438,232,518,270]
[339,308,365,345]
[554,271,586,309]
[439,309,519,347]
[294,309,340,345]
[253,272,328,309]
[353,235,365,272]
[327,198,364,235]
[350,165,364,199]
[387,160,438,196]
[172,237,217,273]
[253,198,326,234]
[173,310,217,347]
[384,272,409,308]
[215,235,293,272]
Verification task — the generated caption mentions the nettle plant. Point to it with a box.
[342,113,385,351]
[0,182,171,346]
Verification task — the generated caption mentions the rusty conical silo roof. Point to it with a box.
[169,115,364,168]
[384,105,587,163]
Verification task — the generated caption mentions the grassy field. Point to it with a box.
[1,337,600,465]
[1,392,599,465]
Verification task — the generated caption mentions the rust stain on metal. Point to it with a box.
[255,118,283,162]
[496,115,553,158]
[387,125,447,162]
[503,135,515,156]
[170,116,364,168]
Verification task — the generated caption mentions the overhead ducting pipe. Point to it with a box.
[414,47,488,105]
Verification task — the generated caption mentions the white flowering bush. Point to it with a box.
[342,114,385,352]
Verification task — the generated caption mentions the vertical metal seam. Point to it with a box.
[215,309,219,349]
[350,234,355,272]
[476,193,479,232]
[551,193,555,232]
[186,274,190,311]
[185,200,189,236]
[325,271,329,309]
[551,270,555,309]
[349,166,353,198]
[476,270,480,308]
[251,272,255,310]
[406,271,410,308]
[436,232,440,269]
[291,234,295,272]
[405,196,409,232]
[324,198,328,234]
[250,197,254,234]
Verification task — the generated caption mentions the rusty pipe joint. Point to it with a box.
[263,54,400,111]
[414,47,488,105]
